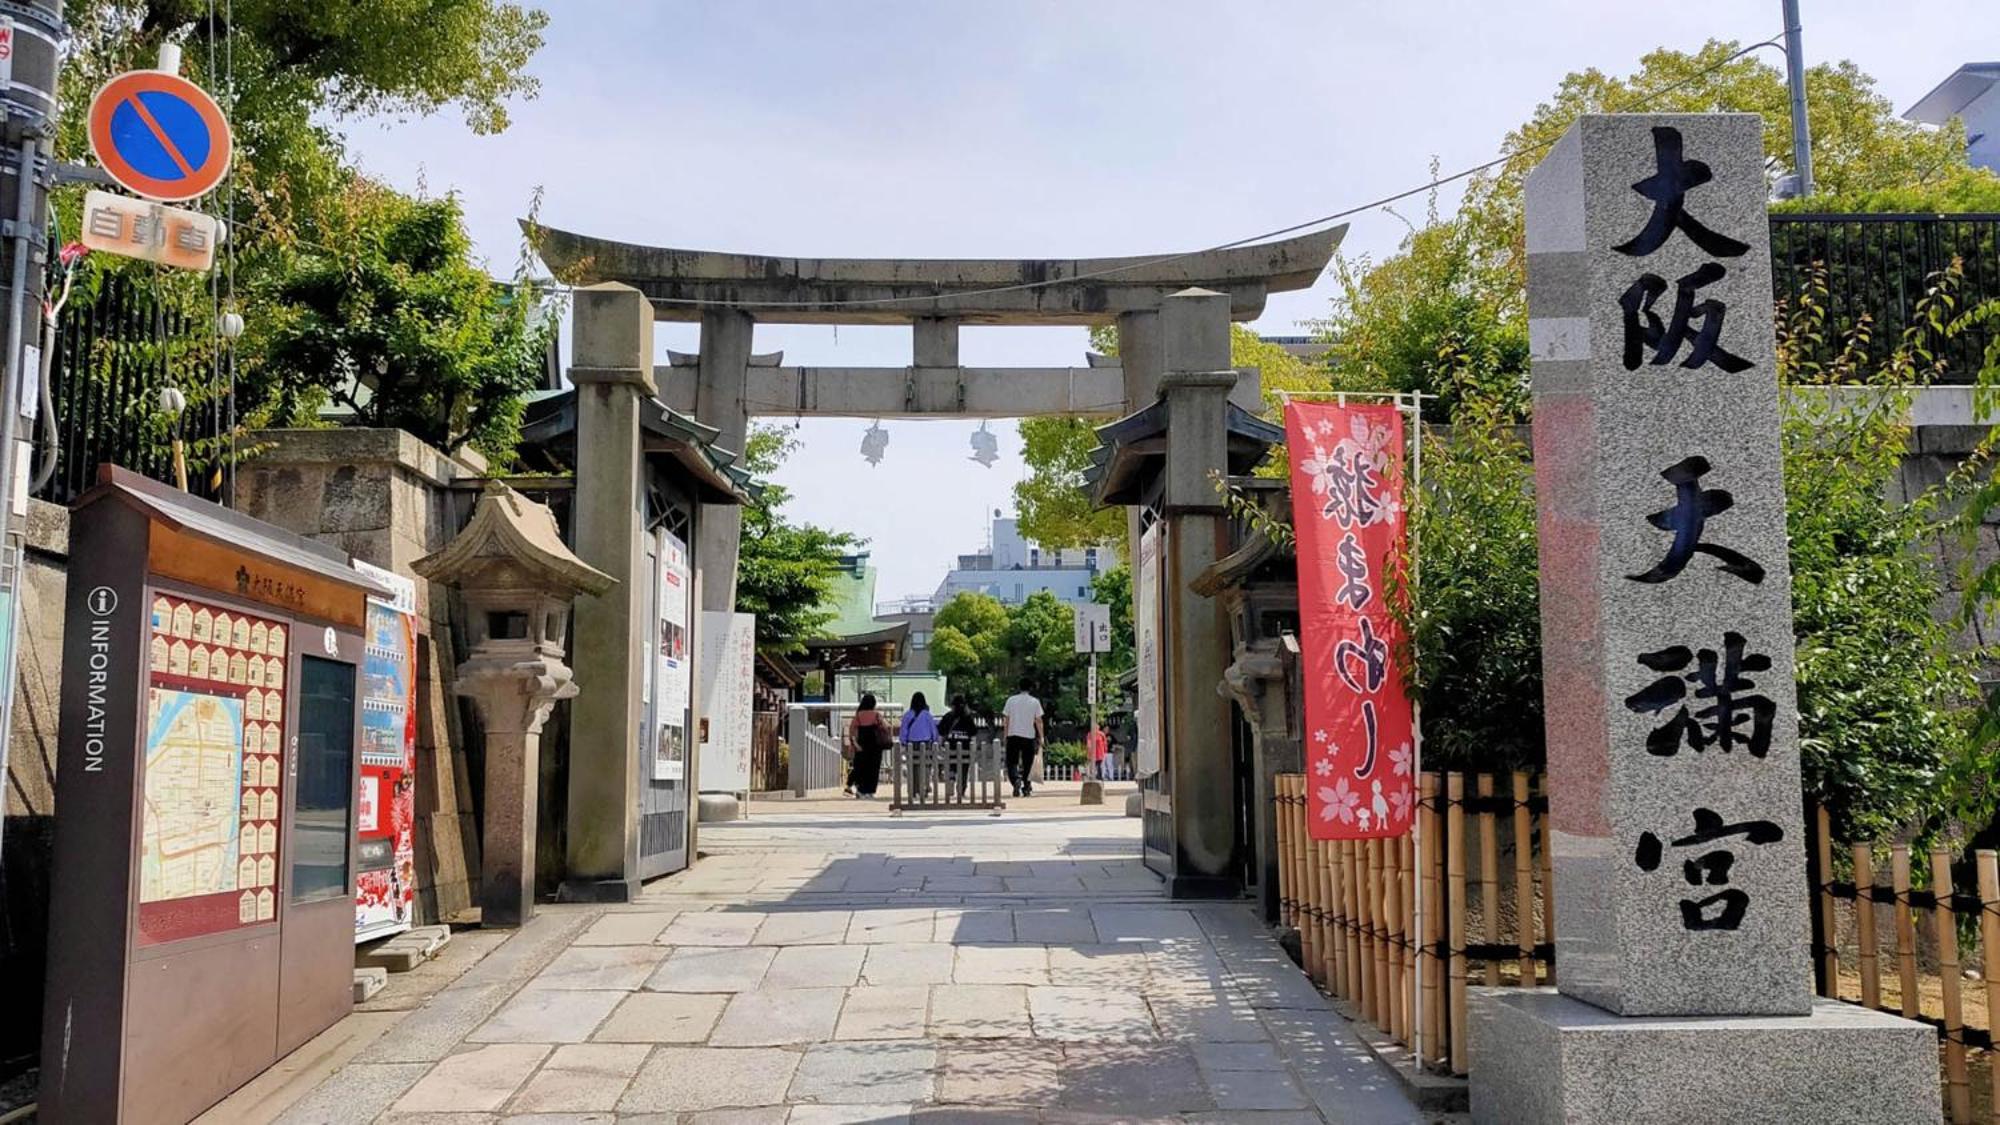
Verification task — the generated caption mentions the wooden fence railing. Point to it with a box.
[1808,804,1999,1124]
[1274,770,1553,1074]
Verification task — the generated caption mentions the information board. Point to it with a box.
[698,611,756,792]
[653,530,692,782]
[1135,523,1163,779]
[139,592,288,945]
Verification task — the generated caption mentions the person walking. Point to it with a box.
[1001,678,1045,798]
[1087,720,1110,781]
[900,691,940,800]
[845,693,891,799]
[937,693,979,800]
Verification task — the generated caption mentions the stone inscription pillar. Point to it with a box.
[1466,112,1939,1125]
[563,283,653,901]
[1528,113,1806,1016]
[695,308,753,613]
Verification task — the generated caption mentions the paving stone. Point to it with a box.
[593,991,728,1043]
[506,1044,649,1113]
[466,990,624,1044]
[1090,907,1207,943]
[925,875,1005,893]
[972,862,1034,877]
[1056,1044,1213,1115]
[661,912,768,946]
[1002,876,1085,894]
[1046,943,1150,987]
[574,912,677,946]
[674,1111,788,1125]
[954,945,1049,985]
[274,1062,432,1124]
[1181,1113,1327,1124]
[1144,985,1270,1043]
[846,908,936,943]
[499,1114,616,1125]
[786,1104,914,1124]
[529,944,666,991]
[910,1110,1044,1125]
[618,1047,801,1112]
[835,986,930,1040]
[377,1113,498,1124]
[1191,1040,1286,1071]
[753,910,854,946]
[353,984,510,1063]
[1205,1068,1311,1111]
[936,1042,1064,1104]
[929,985,1033,1038]
[933,909,1015,943]
[1026,986,1157,1042]
[1012,909,1098,944]
[710,988,847,1046]
[787,1041,938,1104]
[763,945,867,989]
[394,1044,550,1112]
[861,942,957,987]
[648,946,777,992]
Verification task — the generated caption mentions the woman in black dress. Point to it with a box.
[845,692,891,798]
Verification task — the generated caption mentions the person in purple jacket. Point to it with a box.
[899,691,940,799]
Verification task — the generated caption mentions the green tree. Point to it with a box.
[253,186,550,458]
[931,591,1012,714]
[732,426,863,656]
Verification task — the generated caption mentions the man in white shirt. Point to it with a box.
[1001,679,1045,798]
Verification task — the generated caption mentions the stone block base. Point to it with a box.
[1468,988,1938,1125]
[1124,792,1142,817]
[1080,780,1105,805]
[697,793,742,822]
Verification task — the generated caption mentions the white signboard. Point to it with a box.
[352,558,418,615]
[698,611,757,793]
[1135,523,1163,779]
[79,189,220,272]
[1073,602,1111,654]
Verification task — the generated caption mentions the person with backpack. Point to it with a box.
[937,693,980,799]
[845,693,892,799]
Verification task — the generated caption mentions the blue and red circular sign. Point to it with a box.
[87,70,233,203]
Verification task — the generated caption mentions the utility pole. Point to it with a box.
[0,0,63,867]
[1782,0,1814,197]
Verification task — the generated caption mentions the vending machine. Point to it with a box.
[38,467,388,1124]
[352,560,418,942]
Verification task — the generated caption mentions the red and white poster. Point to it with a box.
[1285,401,1416,840]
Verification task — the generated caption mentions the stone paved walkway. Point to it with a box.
[270,794,1432,1124]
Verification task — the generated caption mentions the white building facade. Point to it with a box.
[934,516,1106,607]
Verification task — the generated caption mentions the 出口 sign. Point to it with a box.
[1526,114,1811,1017]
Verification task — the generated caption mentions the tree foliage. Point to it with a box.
[253,187,549,457]
[930,589,1095,725]
[733,426,864,656]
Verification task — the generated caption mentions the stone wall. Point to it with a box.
[235,428,485,922]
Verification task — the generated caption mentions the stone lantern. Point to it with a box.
[413,482,614,927]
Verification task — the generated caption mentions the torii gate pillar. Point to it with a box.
[695,308,754,612]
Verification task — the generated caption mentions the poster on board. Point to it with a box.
[654,530,692,781]
[1135,522,1163,779]
[698,611,756,792]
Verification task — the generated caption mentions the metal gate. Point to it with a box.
[638,519,692,879]
[889,731,1003,813]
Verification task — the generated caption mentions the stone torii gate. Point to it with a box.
[535,223,1343,897]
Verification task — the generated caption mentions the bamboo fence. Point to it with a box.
[1808,804,2000,1124]
[1274,770,1554,1075]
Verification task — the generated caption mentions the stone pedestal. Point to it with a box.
[1079,780,1104,805]
[458,654,575,927]
[1469,989,1938,1125]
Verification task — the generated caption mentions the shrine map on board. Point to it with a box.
[140,690,245,902]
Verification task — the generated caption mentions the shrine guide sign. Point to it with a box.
[1285,401,1415,841]
[1526,114,1811,1017]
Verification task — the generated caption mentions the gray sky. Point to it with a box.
[340,0,1996,604]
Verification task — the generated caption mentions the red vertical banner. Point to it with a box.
[1286,401,1416,841]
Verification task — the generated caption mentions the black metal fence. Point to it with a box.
[36,269,222,506]
[1770,213,2000,381]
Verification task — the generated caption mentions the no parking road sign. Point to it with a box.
[87,69,232,202]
